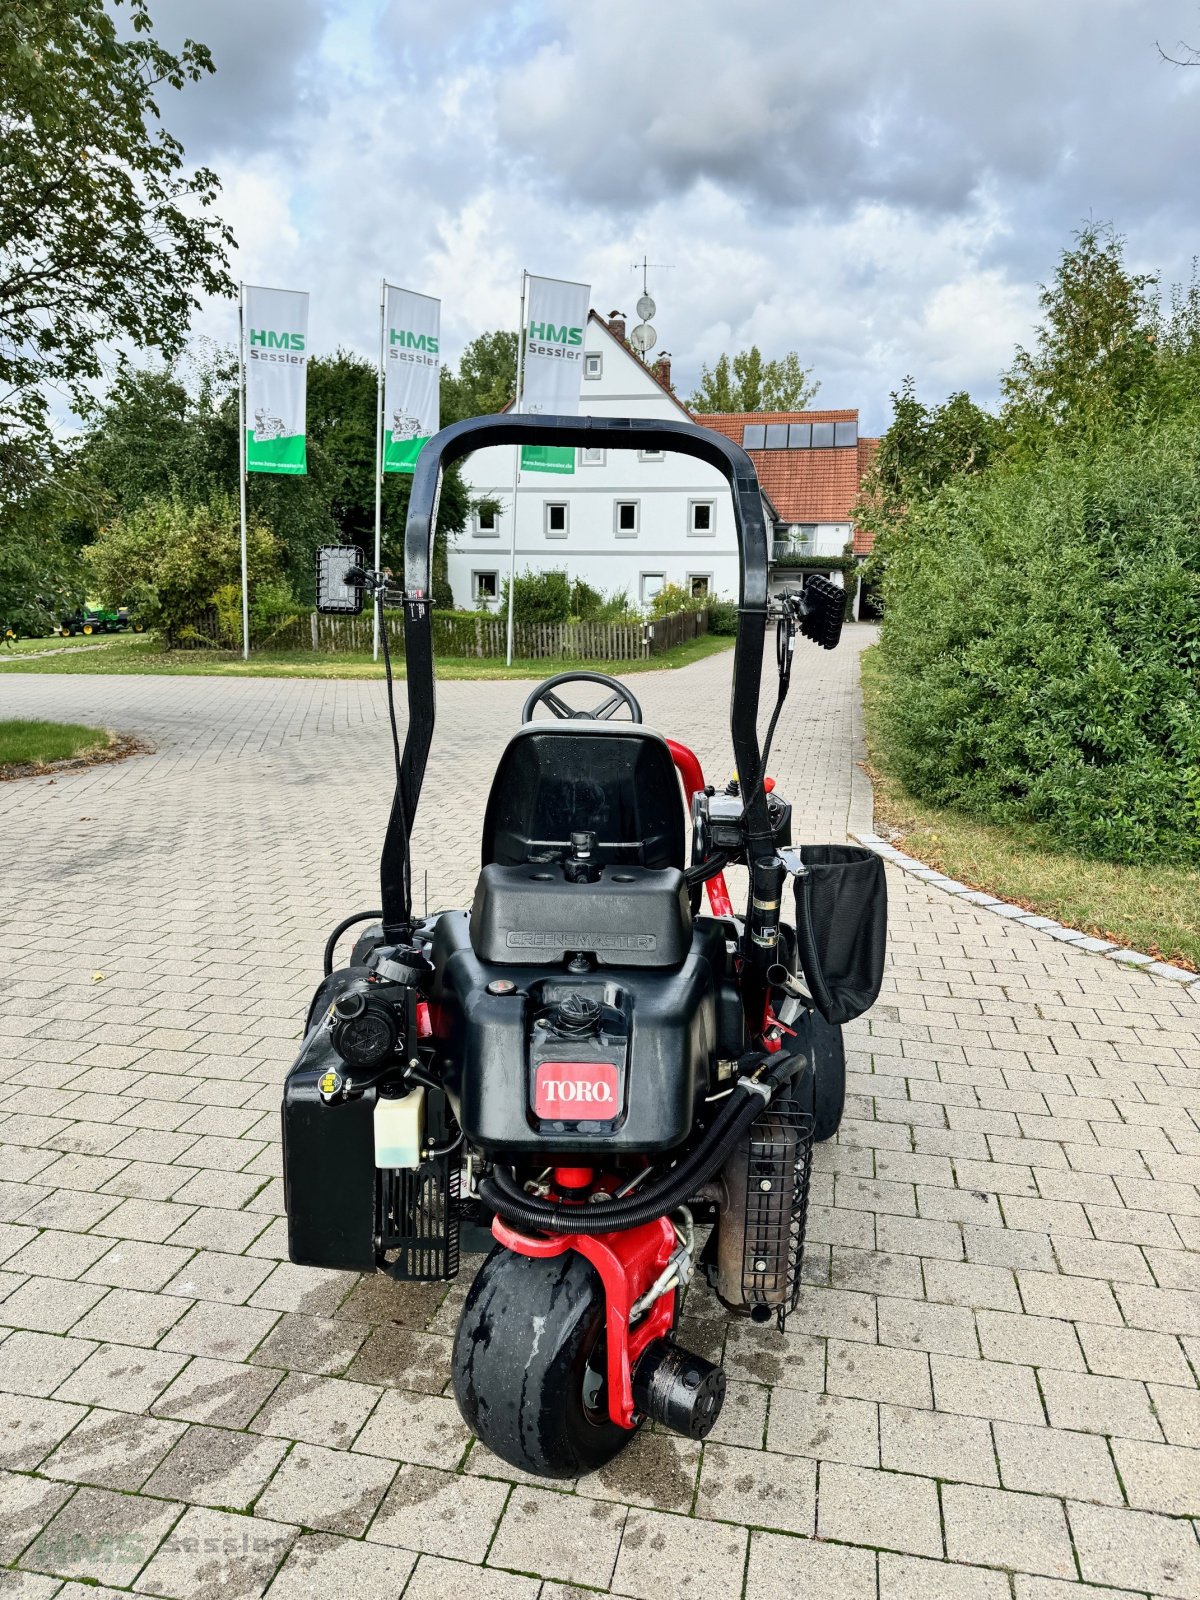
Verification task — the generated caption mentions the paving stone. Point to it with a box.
[135,1503,298,1600]
[704,1379,768,1449]
[611,1504,747,1600]
[0,1468,75,1563]
[0,1330,96,1396]
[143,1421,290,1510]
[405,1553,540,1600]
[160,1248,274,1304]
[54,1341,188,1412]
[1038,1367,1162,1440]
[1068,1498,1200,1596]
[40,1405,185,1489]
[993,1418,1124,1503]
[817,1461,943,1556]
[0,1275,108,1334]
[351,1388,471,1468]
[263,1530,417,1600]
[344,1325,455,1392]
[71,1285,191,1347]
[249,1312,370,1377]
[158,1298,279,1361]
[250,1371,381,1449]
[880,1403,999,1485]
[930,1353,1045,1425]
[0,1391,87,1470]
[746,1528,876,1600]
[579,1429,701,1513]
[765,1387,878,1465]
[826,1336,932,1407]
[1110,1436,1200,1514]
[19,1484,181,1587]
[942,1483,1075,1579]
[256,1440,396,1535]
[151,1354,285,1427]
[488,1485,626,1588]
[367,1460,507,1559]
[695,1439,815,1532]
[83,1238,194,1290]
[880,1552,1011,1600]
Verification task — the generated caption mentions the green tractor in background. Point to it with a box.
[59,605,144,638]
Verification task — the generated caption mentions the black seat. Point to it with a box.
[480,722,686,870]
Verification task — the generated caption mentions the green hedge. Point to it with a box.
[773,553,857,575]
[876,424,1200,864]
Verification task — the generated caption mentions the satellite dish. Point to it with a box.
[629,321,657,353]
[636,293,656,321]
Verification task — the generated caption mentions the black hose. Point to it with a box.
[478,1072,784,1236]
[322,910,383,977]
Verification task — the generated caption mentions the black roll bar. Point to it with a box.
[381,413,774,937]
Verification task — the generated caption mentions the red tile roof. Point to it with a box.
[853,436,881,554]
[694,410,878,544]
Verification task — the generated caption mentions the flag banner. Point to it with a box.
[519,273,590,474]
[383,285,440,474]
[244,286,309,475]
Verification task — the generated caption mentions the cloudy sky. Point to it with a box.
[158,0,1200,433]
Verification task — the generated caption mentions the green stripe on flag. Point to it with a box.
[520,444,575,474]
[246,431,307,475]
[383,432,430,474]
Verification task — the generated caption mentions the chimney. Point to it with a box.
[607,309,627,343]
[652,352,673,392]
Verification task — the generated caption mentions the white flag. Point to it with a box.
[519,274,590,474]
[243,286,309,475]
[383,286,440,474]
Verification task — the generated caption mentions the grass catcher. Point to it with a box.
[281,413,888,1479]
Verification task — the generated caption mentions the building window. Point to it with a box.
[742,424,766,449]
[689,500,715,536]
[475,505,499,536]
[580,446,605,466]
[788,423,811,449]
[811,422,835,448]
[638,449,664,462]
[688,574,711,599]
[834,420,859,448]
[615,500,639,537]
[640,572,665,604]
[584,352,602,380]
[473,571,498,601]
[544,502,568,538]
[764,423,788,449]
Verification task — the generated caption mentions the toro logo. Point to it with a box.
[534,1060,620,1120]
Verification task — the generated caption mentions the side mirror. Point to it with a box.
[315,545,365,616]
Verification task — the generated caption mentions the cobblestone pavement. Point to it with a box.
[2,630,1199,1600]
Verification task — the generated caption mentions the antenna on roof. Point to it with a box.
[628,253,673,364]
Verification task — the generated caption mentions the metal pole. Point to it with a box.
[373,278,386,662]
[237,284,250,661]
[504,269,527,667]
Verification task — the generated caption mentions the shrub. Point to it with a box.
[647,581,706,619]
[86,493,278,648]
[570,578,604,620]
[502,567,571,626]
[877,424,1200,863]
[708,596,738,635]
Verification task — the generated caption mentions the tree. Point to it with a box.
[441,330,518,424]
[86,491,277,646]
[0,0,233,494]
[1002,224,1158,447]
[688,346,820,412]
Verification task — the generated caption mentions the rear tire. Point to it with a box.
[453,1244,637,1479]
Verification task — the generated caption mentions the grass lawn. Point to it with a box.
[0,631,734,680]
[860,648,1200,971]
[0,718,113,772]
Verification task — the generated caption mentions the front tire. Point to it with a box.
[453,1244,636,1479]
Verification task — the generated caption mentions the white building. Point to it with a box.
[448,311,877,613]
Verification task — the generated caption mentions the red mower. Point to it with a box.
[282,415,887,1478]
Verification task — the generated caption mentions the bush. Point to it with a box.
[570,577,604,620]
[877,424,1200,863]
[86,492,278,648]
[502,567,571,626]
[708,596,738,635]
[647,581,706,620]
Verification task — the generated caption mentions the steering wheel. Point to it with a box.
[521,670,643,725]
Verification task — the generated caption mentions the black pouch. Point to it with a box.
[792,844,887,1025]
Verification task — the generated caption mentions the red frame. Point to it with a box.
[492,1202,678,1429]
[665,738,734,919]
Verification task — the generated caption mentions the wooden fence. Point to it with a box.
[263,607,709,660]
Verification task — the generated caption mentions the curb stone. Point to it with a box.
[851,830,1200,998]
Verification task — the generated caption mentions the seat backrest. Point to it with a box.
[481,722,686,870]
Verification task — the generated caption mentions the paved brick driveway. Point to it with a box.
[1,632,1199,1600]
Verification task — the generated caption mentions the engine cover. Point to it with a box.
[429,910,740,1157]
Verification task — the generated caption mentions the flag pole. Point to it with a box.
[237,283,250,661]
[504,269,528,668]
[373,278,385,663]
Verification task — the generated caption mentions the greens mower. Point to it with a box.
[282,415,887,1479]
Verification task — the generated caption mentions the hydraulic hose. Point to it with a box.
[322,909,383,977]
[478,1062,801,1237]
